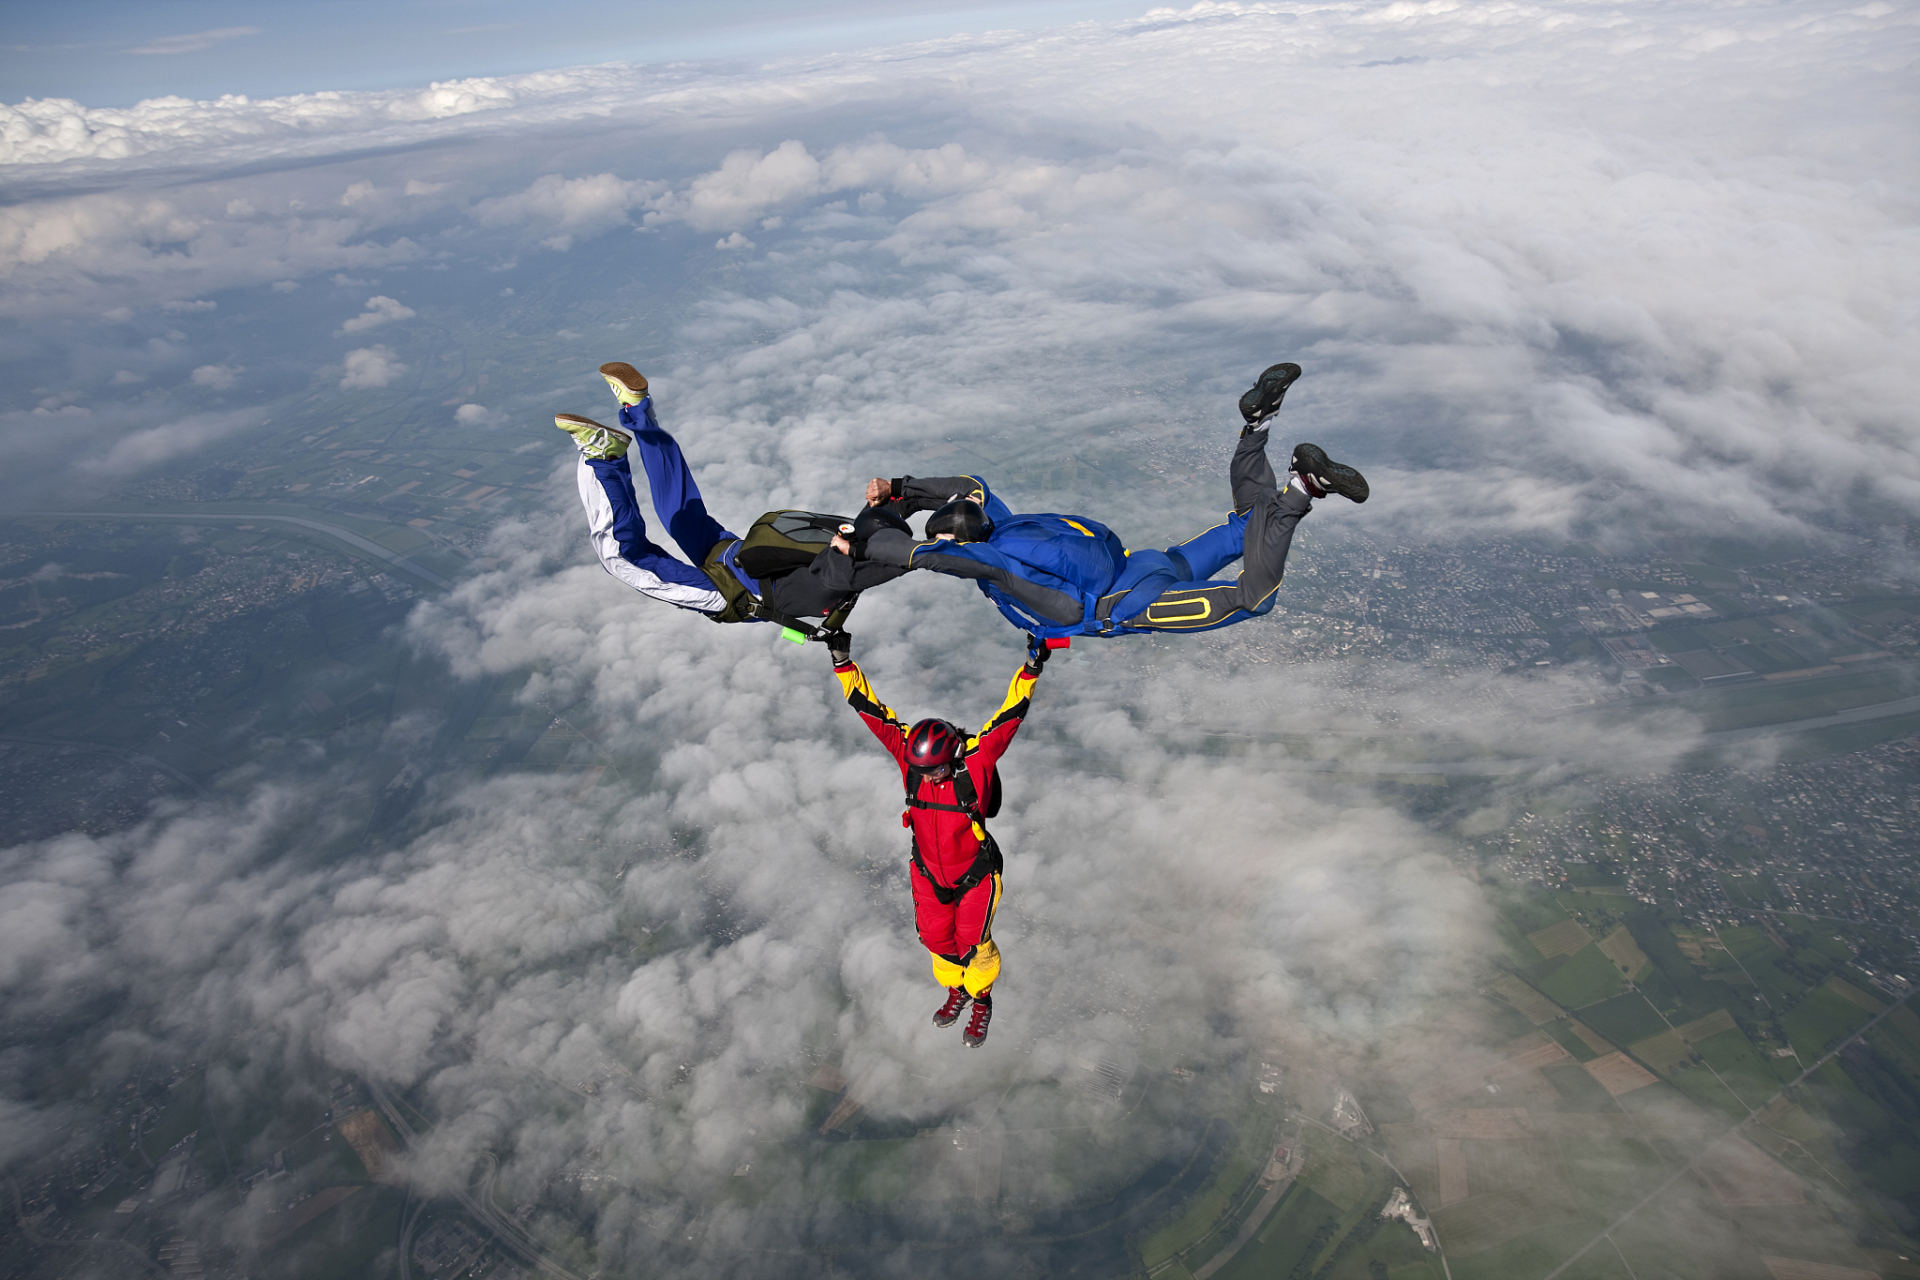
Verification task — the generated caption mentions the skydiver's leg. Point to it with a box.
[915,868,963,983]
[560,416,729,612]
[1229,424,1314,607]
[1122,427,1312,633]
[1161,510,1249,582]
[916,870,977,1024]
[951,873,1003,999]
[621,397,739,564]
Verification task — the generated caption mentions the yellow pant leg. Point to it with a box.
[962,939,1001,998]
[930,952,966,989]
[929,872,1004,995]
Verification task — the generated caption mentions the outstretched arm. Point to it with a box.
[859,532,1084,627]
[963,653,1042,774]
[865,475,993,518]
[832,652,909,764]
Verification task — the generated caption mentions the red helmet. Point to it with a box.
[906,718,963,770]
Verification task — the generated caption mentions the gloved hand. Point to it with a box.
[1025,633,1050,671]
[825,630,853,666]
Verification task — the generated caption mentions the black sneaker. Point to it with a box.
[1290,443,1368,503]
[962,996,993,1048]
[933,987,971,1028]
[1239,362,1302,425]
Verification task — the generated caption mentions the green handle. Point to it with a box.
[780,627,807,645]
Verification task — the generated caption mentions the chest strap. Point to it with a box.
[910,832,1002,906]
[904,768,998,904]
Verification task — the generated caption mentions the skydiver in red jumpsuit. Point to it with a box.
[828,631,1050,1048]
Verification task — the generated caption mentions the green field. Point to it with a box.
[1690,664,1920,732]
[1489,886,1573,935]
[1660,1058,1745,1117]
[1692,1027,1793,1107]
[1536,945,1627,1009]
[1868,1006,1920,1077]
[1134,1116,1271,1270]
[1541,1020,1602,1064]
[1211,1184,1342,1280]
[1432,1186,1585,1265]
[1202,1148,1427,1280]
[1575,994,1668,1047]
[1782,985,1877,1060]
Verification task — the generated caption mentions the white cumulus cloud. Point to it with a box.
[338,294,415,333]
[189,364,238,389]
[95,406,265,474]
[476,172,659,251]
[645,138,996,232]
[340,344,407,389]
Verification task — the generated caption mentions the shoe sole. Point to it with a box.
[1240,362,1302,424]
[1291,443,1368,503]
[599,361,648,402]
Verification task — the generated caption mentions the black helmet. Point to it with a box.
[906,718,963,770]
[926,498,994,543]
[849,504,910,553]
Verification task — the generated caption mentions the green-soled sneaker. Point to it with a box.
[554,413,634,461]
[599,362,648,406]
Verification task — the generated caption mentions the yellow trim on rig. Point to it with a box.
[1147,595,1213,623]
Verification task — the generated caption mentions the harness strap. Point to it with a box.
[910,834,1002,906]
[905,767,998,905]
[696,535,860,638]
[904,766,982,815]
[904,795,973,814]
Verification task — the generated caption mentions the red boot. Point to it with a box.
[932,987,971,1028]
[962,995,993,1048]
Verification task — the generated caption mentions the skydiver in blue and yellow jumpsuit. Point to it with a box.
[855,363,1369,641]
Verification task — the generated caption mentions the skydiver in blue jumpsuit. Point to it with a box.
[855,363,1369,640]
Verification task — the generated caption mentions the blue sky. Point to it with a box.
[3,0,1146,105]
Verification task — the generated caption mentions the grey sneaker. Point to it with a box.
[599,362,648,406]
[1290,443,1368,503]
[554,413,633,460]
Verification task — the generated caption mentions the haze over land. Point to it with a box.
[2,3,1918,1278]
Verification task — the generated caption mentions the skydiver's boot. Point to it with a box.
[1289,443,1369,504]
[554,413,634,461]
[962,994,993,1048]
[599,362,649,406]
[933,986,971,1028]
[1239,362,1302,431]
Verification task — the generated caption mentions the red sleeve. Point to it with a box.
[835,659,908,766]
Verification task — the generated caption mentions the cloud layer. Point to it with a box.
[5,0,1913,535]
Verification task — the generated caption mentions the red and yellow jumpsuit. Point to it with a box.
[834,656,1040,998]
